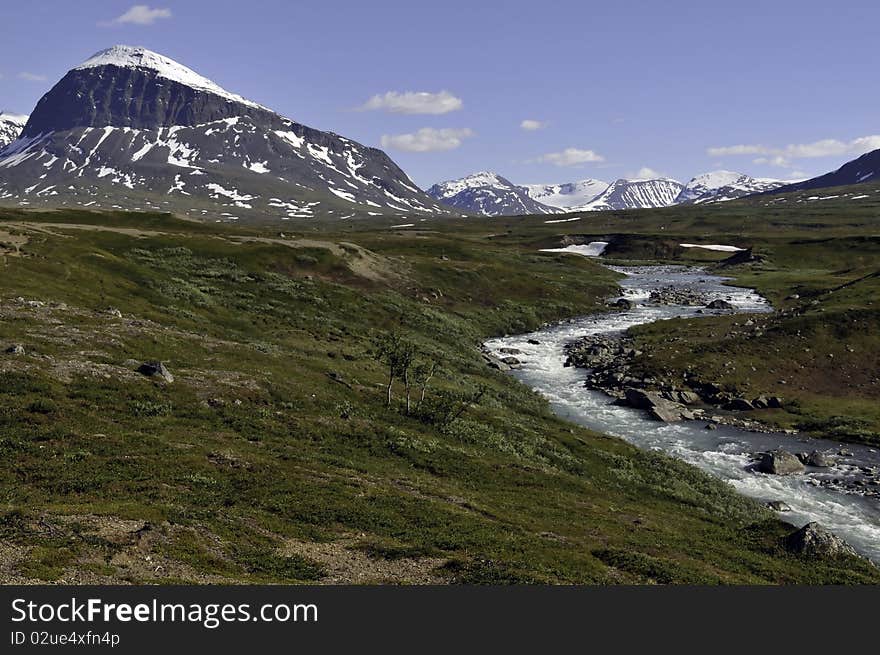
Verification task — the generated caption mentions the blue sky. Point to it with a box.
[2,1,879,188]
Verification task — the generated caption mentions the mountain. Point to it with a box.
[426,172,559,216]
[0,113,27,149]
[675,170,786,204]
[0,46,447,220]
[580,177,684,211]
[766,149,880,196]
[523,179,608,211]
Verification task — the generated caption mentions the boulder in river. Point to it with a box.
[706,299,735,310]
[758,449,805,475]
[624,388,690,422]
[806,450,835,468]
[783,522,857,558]
[766,500,792,512]
[138,361,175,383]
[611,298,633,310]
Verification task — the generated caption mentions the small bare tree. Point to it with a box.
[412,361,437,413]
[373,331,415,409]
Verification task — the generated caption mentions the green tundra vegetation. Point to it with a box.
[0,182,878,584]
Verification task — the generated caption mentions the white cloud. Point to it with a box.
[360,91,462,115]
[380,128,474,153]
[753,155,792,168]
[17,72,47,82]
[538,147,604,167]
[633,167,663,179]
[101,5,172,26]
[708,135,880,166]
[520,119,547,131]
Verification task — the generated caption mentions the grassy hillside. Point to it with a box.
[0,203,878,584]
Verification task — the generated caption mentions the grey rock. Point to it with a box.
[677,391,702,405]
[137,361,174,383]
[624,388,689,422]
[783,522,858,558]
[766,500,792,512]
[806,450,835,468]
[758,449,806,475]
[706,299,735,310]
[484,355,510,371]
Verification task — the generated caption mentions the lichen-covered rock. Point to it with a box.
[783,522,857,558]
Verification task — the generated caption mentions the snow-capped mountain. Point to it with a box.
[766,149,880,196]
[580,178,684,211]
[426,172,559,216]
[0,46,448,220]
[523,179,608,211]
[675,171,786,204]
[0,113,27,149]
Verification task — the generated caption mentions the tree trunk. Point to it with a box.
[386,372,394,407]
[416,364,435,411]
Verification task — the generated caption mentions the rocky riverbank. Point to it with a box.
[564,331,784,429]
[562,304,880,500]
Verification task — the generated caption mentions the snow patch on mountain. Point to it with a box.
[676,170,786,204]
[581,178,684,211]
[524,179,608,210]
[0,113,28,150]
[426,172,559,216]
[76,45,264,109]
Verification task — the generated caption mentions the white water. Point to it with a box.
[485,265,880,562]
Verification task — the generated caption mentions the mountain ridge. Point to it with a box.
[675,170,786,204]
[426,171,559,216]
[765,149,880,196]
[0,46,448,220]
[0,113,27,150]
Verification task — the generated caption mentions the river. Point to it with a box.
[484,263,880,562]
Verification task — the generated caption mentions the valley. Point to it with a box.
[0,183,879,584]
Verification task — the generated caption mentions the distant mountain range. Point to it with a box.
[426,172,557,216]
[1,45,877,221]
[584,177,684,211]
[675,171,786,204]
[426,170,790,216]
[0,46,448,220]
